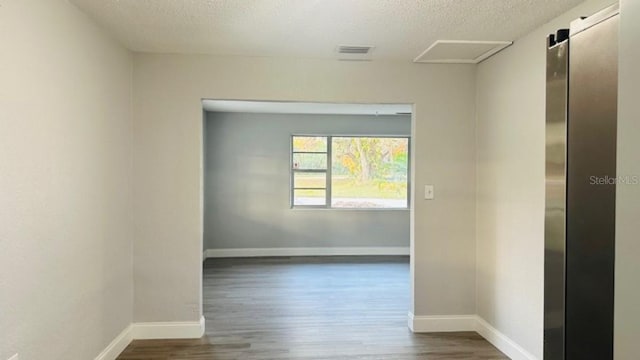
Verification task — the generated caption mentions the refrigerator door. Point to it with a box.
[544,36,568,360]
[545,4,618,359]
[565,9,618,360]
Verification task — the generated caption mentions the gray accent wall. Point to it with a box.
[204,112,411,250]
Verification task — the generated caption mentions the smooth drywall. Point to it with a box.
[475,0,616,357]
[0,1,133,359]
[204,112,410,250]
[133,55,477,322]
[615,1,640,358]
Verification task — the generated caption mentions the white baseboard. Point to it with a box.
[132,316,205,340]
[204,247,410,258]
[475,317,538,360]
[408,312,477,332]
[95,317,205,360]
[408,313,539,360]
[94,325,132,360]
[98,314,534,360]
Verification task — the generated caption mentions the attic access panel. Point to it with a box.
[414,40,512,64]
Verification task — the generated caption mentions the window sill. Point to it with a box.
[290,207,410,211]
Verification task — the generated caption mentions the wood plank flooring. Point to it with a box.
[118,256,508,359]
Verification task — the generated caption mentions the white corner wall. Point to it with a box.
[615,1,640,359]
[0,1,133,359]
[133,54,477,323]
[475,0,617,358]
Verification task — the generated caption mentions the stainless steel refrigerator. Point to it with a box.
[544,4,619,360]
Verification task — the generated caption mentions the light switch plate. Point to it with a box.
[424,185,434,200]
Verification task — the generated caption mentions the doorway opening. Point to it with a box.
[200,99,414,357]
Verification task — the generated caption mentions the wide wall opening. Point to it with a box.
[199,100,413,358]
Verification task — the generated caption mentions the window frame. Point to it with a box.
[290,136,330,208]
[290,134,411,210]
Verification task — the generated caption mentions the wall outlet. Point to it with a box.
[424,185,435,200]
[8,354,19,360]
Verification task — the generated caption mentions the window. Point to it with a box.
[291,136,328,206]
[291,135,409,209]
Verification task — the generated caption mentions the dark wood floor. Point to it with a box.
[118,256,508,359]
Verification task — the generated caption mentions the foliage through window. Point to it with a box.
[291,136,409,209]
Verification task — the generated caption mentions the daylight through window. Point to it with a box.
[291,136,409,209]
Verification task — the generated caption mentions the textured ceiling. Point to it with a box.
[70,0,586,61]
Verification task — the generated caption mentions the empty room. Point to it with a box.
[201,100,419,358]
[1,1,639,360]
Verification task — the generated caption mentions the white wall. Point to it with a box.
[0,1,133,359]
[615,1,640,358]
[204,112,410,251]
[133,54,477,322]
[475,0,616,358]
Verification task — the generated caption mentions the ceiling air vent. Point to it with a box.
[338,45,372,54]
[336,45,375,61]
[413,40,512,64]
